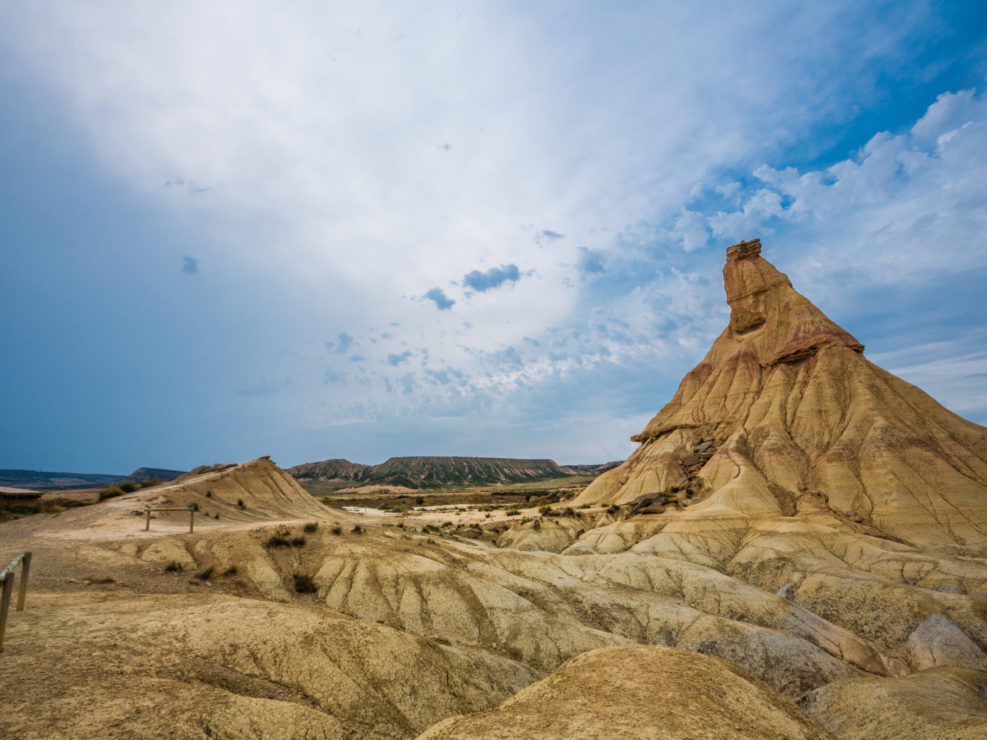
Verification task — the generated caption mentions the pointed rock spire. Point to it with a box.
[576,239,987,548]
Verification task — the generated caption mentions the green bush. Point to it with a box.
[119,482,138,493]
[237,499,245,508]
[331,525,343,535]
[290,536,306,547]
[164,561,183,572]
[224,565,238,576]
[303,522,318,533]
[98,486,123,501]
[352,525,363,534]
[196,566,214,580]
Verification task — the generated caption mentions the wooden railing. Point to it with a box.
[0,552,31,652]
[144,506,195,533]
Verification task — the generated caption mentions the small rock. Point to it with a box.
[932,584,964,595]
[776,583,796,601]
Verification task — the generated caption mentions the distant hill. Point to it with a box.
[0,466,185,491]
[119,467,186,484]
[288,456,617,490]
[560,461,623,475]
[288,459,371,481]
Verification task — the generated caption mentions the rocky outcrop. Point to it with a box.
[576,238,987,549]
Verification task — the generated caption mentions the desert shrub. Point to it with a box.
[507,510,520,516]
[224,565,238,576]
[190,502,199,511]
[352,525,363,534]
[196,566,214,580]
[396,522,405,529]
[415,497,425,505]
[579,503,591,509]
[331,525,342,535]
[293,573,317,593]
[607,504,620,515]
[164,561,183,572]
[237,499,245,508]
[303,522,318,533]
[205,490,213,498]
[266,527,292,548]
[119,482,138,493]
[561,507,575,517]
[99,486,123,501]
[378,502,391,510]
[139,479,161,488]
[533,520,542,530]
[290,536,306,547]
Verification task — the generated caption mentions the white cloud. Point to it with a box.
[5,1,983,463]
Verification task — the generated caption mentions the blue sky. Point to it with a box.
[2,1,986,473]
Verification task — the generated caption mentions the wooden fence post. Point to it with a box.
[145,508,151,531]
[0,572,13,652]
[16,552,30,612]
[189,508,194,534]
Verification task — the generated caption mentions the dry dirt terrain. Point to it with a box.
[2,240,986,738]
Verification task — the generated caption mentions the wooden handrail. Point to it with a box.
[143,506,195,533]
[0,551,32,652]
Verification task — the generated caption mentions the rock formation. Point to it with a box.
[575,238,987,548]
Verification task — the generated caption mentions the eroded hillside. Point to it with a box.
[2,240,986,738]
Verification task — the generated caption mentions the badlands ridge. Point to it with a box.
[1,239,986,738]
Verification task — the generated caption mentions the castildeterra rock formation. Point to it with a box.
[2,240,987,738]
[575,238,987,547]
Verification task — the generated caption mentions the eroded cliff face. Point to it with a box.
[576,238,987,548]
